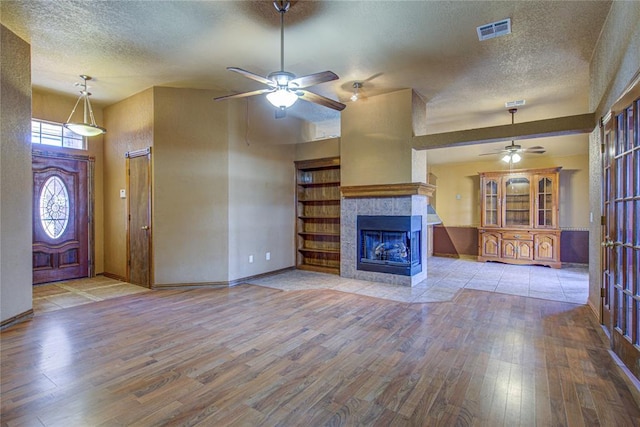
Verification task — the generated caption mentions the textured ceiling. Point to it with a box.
[1,0,611,162]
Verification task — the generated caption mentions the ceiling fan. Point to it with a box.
[479,108,546,163]
[214,0,346,119]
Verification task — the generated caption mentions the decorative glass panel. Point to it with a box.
[39,176,70,239]
[484,180,498,226]
[504,177,530,227]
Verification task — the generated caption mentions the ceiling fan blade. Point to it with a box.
[227,67,275,86]
[214,88,273,101]
[527,146,545,150]
[526,150,546,154]
[298,90,346,111]
[290,71,339,89]
[479,152,504,156]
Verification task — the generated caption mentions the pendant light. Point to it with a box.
[63,75,106,137]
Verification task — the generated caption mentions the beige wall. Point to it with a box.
[295,137,340,161]
[429,149,590,229]
[588,1,640,315]
[152,87,230,284]
[31,90,105,274]
[341,89,415,186]
[103,88,154,279]
[227,99,298,281]
[1,25,32,322]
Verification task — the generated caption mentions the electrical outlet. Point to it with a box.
[266,252,271,261]
[249,255,253,263]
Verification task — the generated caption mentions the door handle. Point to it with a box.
[141,225,149,230]
[601,240,614,248]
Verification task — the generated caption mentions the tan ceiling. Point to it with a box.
[1,0,611,162]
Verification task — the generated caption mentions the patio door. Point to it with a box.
[601,81,640,379]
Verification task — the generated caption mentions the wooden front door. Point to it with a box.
[126,148,152,287]
[32,153,92,284]
[602,88,640,379]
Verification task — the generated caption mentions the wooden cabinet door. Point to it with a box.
[534,233,558,262]
[501,239,517,260]
[517,240,534,261]
[480,231,500,258]
[481,177,501,227]
[534,173,559,228]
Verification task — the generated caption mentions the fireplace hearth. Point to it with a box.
[357,215,422,276]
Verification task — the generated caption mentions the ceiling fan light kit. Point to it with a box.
[214,0,345,118]
[63,75,107,137]
[351,82,362,102]
[479,108,546,163]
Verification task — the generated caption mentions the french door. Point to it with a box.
[32,151,93,284]
[602,85,640,379]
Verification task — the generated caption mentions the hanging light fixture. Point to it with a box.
[502,152,521,163]
[63,75,106,137]
[351,82,362,102]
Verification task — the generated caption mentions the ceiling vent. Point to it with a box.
[505,99,526,108]
[477,18,511,41]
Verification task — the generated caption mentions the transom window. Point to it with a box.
[31,119,86,150]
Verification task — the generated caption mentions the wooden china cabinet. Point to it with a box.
[478,167,562,268]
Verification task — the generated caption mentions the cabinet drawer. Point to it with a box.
[502,232,533,240]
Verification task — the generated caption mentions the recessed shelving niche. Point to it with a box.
[295,157,341,274]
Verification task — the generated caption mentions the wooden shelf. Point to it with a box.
[295,157,341,275]
[298,198,341,203]
[297,181,341,187]
[298,248,340,255]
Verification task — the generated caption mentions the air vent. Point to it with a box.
[505,99,526,108]
[477,18,511,41]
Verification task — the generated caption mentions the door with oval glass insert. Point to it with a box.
[32,154,90,284]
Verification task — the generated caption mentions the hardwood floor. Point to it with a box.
[2,285,639,426]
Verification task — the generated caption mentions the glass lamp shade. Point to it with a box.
[502,152,522,163]
[63,122,107,137]
[266,89,298,108]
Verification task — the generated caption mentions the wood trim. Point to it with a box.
[152,267,296,289]
[341,182,436,198]
[103,272,127,282]
[412,113,595,149]
[478,166,562,177]
[294,156,340,170]
[1,309,34,330]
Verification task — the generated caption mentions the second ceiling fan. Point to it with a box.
[214,0,346,119]
[479,108,546,163]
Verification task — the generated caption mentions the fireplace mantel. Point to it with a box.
[341,182,435,199]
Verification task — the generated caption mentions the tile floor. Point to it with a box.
[32,275,149,313]
[32,257,589,314]
[247,256,589,304]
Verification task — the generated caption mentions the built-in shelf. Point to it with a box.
[295,157,341,275]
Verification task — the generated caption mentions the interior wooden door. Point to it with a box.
[126,148,152,287]
[603,89,639,380]
[602,117,614,332]
[32,153,91,284]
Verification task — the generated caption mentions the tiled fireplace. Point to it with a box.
[340,183,434,287]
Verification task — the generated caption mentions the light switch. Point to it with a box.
[120,189,126,199]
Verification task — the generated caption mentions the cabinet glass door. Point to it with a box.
[483,179,499,226]
[504,177,530,227]
[537,175,555,227]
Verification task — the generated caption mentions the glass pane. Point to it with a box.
[616,202,624,242]
[505,177,530,227]
[615,288,623,329]
[625,295,633,338]
[627,200,634,244]
[617,112,625,154]
[636,199,640,246]
[635,150,640,195]
[616,157,625,198]
[39,176,70,239]
[627,106,634,151]
[636,250,640,297]
[626,247,634,291]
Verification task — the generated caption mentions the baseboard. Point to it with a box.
[1,309,34,330]
[152,267,296,290]
[103,272,127,282]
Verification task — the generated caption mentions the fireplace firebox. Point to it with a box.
[357,215,422,276]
